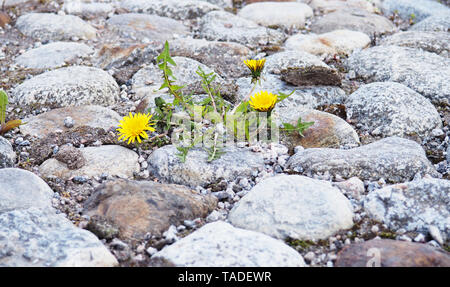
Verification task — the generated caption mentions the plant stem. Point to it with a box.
[230,80,258,115]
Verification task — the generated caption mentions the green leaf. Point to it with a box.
[277,90,294,103]
[0,90,8,125]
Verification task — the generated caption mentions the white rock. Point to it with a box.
[238,2,313,29]
[12,66,119,108]
[285,30,370,57]
[0,168,53,213]
[228,174,354,241]
[152,221,305,267]
[15,41,93,69]
[15,13,96,42]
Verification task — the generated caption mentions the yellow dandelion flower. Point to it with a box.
[249,91,278,112]
[244,58,266,83]
[117,112,155,144]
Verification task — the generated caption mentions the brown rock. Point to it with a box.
[83,179,217,242]
[336,239,450,267]
[279,109,359,150]
[0,12,11,28]
[93,43,158,84]
[281,66,341,86]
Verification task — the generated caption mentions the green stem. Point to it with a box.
[230,80,258,115]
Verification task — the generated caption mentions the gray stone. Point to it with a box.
[345,82,442,139]
[380,31,450,58]
[152,221,306,267]
[121,0,220,20]
[15,13,96,42]
[410,15,450,32]
[39,145,140,180]
[364,178,450,240]
[284,29,370,57]
[381,0,450,22]
[132,56,234,100]
[228,175,354,240]
[237,2,313,29]
[265,50,341,86]
[236,74,347,108]
[170,38,252,79]
[148,145,264,188]
[106,13,189,42]
[286,136,438,183]
[0,168,53,213]
[309,9,395,37]
[0,137,15,168]
[347,45,450,106]
[0,208,118,267]
[12,66,119,108]
[19,105,121,138]
[197,10,285,48]
[15,42,94,69]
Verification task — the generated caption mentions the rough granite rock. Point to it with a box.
[265,50,341,86]
[346,45,450,106]
[345,82,442,139]
[12,66,120,108]
[15,13,96,42]
[0,137,15,168]
[228,175,354,240]
[410,15,450,32]
[0,168,53,213]
[284,29,370,57]
[106,13,189,43]
[148,145,264,188]
[170,38,252,79]
[380,31,450,58]
[152,221,306,267]
[336,239,450,267]
[83,179,217,241]
[0,208,118,267]
[15,42,94,69]
[19,105,122,139]
[364,178,450,239]
[309,9,395,37]
[120,0,220,20]
[197,10,285,48]
[286,137,438,183]
[39,145,139,180]
[132,56,235,101]
[381,0,450,21]
[278,109,360,149]
[237,2,313,29]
